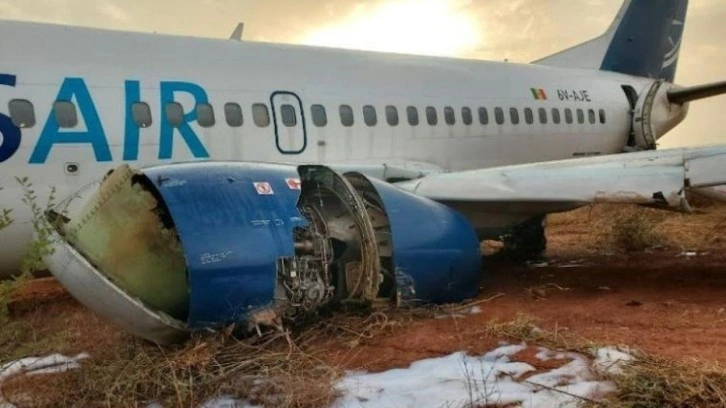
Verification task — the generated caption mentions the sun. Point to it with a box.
[300,0,484,57]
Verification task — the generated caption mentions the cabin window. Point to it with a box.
[444,106,455,125]
[339,105,354,127]
[577,109,585,124]
[54,101,78,128]
[311,104,327,127]
[363,105,377,126]
[588,109,596,124]
[538,108,548,124]
[524,108,534,124]
[131,102,152,128]
[252,103,270,127]
[509,108,520,125]
[407,106,419,126]
[426,106,438,126]
[196,103,216,128]
[564,108,573,124]
[224,103,243,127]
[494,107,505,125]
[280,104,297,127]
[462,107,473,125]
[9,99,36,128]
[386,105,399,126]
[551,108,561,124]
[479,107,490,125]
[599,109,607,124]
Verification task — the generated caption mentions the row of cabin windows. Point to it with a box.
[310,105,606,128]
[6,99,608,130]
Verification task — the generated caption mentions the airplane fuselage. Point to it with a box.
[0,20,676,274]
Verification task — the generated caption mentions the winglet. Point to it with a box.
[229,23,244,41]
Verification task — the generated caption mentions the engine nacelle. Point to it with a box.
[44,163,481,344]
[630,80,689,150]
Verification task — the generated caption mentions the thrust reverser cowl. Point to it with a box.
[44,162,481,345]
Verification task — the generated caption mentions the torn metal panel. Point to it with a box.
[63,164,189,320]
[45,228,187,345]
[45,163,482,345]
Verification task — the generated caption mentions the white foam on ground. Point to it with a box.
[333,345,630,408]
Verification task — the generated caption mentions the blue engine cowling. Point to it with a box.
[45,162,481,344]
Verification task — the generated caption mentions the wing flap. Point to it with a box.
[398,146,726,212]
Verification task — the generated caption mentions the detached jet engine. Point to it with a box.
[44,163,482,345]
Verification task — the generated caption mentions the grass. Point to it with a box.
[0,182,70,380]
[24,334,339,407]
[3,194,726,406]
[609,211,664,252]
[0,306,406,407]
[484,314,726,408]
[3,296,726,407]
[596,357,726,408]
[547,200,726,255]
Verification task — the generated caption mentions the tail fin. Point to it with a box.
[534,0,688,83]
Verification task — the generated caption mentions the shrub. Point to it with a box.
[610,211,663,252]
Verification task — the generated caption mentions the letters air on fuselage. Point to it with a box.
[0,76,213,164]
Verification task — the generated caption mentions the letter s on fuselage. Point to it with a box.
[0,75,212,165]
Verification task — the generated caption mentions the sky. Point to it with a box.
[0,0,724,147]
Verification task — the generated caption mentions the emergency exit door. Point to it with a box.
[270,91,307,154]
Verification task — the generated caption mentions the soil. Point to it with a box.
[5,201,726,375]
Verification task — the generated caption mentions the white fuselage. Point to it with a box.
[0,21,666,273]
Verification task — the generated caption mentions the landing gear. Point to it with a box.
[498,215,547,261]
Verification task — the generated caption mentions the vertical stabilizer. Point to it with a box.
[534,0,688,82]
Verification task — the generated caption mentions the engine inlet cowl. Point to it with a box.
[44,162,481,345]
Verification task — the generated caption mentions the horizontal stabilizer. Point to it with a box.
[667,81,726,104]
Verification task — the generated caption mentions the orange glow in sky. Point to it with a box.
[301,0,484,57]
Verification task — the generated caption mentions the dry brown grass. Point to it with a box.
[609,211,665,252]
[2,305,405,407]
[547,198,726,255]
[17,334,340,407]
[596,357,726,408]
[486,314,726,408]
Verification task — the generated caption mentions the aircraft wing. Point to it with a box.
[395,146,726,228]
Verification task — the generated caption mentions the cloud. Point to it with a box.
[97,0,131,24]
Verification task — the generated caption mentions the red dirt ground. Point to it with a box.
[5,202,726,375]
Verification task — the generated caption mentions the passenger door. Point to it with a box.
[270,91,307,155]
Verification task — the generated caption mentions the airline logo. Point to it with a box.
[0,74,212,164]
[530,88,548,101]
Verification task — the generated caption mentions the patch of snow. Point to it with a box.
[333,345,633,408]
[482,343,527,362]
[469,306,482,315]
[593,347,635,375]
[200,396,262,408]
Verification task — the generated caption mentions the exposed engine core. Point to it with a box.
[44,163,481,345]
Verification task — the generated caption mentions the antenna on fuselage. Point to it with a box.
[229,23,244,41]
